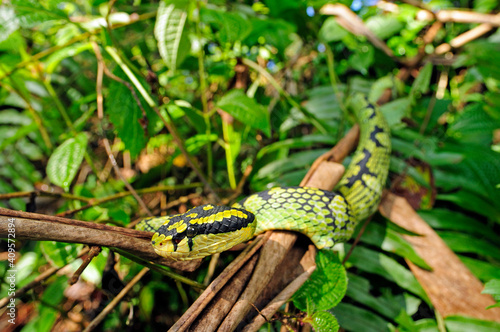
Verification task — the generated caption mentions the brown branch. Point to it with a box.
[0,208,201,272]
[320,4,397,60]
[417,8,500,26]
[379,192,500,322]
[68,246,102,285]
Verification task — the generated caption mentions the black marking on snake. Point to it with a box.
[369,125,385,148]
[344,148,377,189]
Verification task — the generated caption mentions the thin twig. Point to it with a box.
[68,246,102,285]
[83,267,149,332]
[92,42,154,217]
[0,247,90,309]
[104,46,220,202]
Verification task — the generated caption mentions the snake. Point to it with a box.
[136,96,391,261]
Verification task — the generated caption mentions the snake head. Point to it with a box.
[151,204,257,261]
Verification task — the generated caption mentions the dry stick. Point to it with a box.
[0,210,201,272]
[0,190,91,202]
[57,184,201,218]
[0,247,90,309]
[417,8,500,26]
[217,161,353,330]
[92,43,154,218]
[434,17,500,55]
[242,246,317,332]
[379,192,500,322]
[68,246,102,285]
[168,233,270,331]
[190,254,260,331]
[128,193,201,229]
[320,4,396,60]
[83,267,150,332]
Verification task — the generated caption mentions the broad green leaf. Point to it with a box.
[155,0,190,71]
[345,244,428,300]
[40,242,82,268]
[418,208,500,243]
[217,89,271,137]
[139,285,155,320]
[379,97,411,128]
[201,8,251,44]
[46,132,88,191]
[366,15,404,40]
[293,251,347,312]
[11,0,68,28]
[256,134,336,159]
[319,17,348,42]
[254,149,327,181]
[459,256,500,282]
[360,222,431,270]
[36,276,67,332]
[438,231,500,261]
[346,273,421,320]
[409,62,433,100]
[331,302,391,332]
[245,18,295,55]
[447,103,500,145]
[310,311,340,332]
[0,6,19,43]
[482,279,500,309]
[437,191,500,222]
[444,315,500,332]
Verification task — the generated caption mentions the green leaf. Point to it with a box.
[437,190,500,222]
[201,8,251,44]
[35,276,67,332]
[379,97,411,128]
[444,315,500,332]
[437,231,500,261]
[11,0,68,28]
[217,89,271,137]
[345,244,428,301]
[459,256,500,282]
[319,17,348,43]
[139,285,155,320]
[360,222,431,270]
[293,251,347,312]
[46,132,88,191]
[482,279,500,309]
[345,273,421,320]
[418,208,500,243]
[0,6,20,43]
[331,302,391,332]
[256,134,336,159]
[40,242,82,268]
[310,311,340,332]
[409,62,433,100]
[366,15,404,40]
[155,0,190,71]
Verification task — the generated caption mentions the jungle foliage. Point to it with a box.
[1,0,500,331]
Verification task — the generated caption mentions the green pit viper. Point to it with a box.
[136,96,391,261]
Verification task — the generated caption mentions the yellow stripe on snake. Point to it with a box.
[136,96,391,261]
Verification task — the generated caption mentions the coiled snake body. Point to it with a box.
[137,97,391,261]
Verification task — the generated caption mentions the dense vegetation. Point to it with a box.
[1,0,500,331]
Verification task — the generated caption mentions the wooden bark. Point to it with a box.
[0,210,200,272]
[379,192,500,322]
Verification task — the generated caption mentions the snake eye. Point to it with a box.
[186,225,197,238]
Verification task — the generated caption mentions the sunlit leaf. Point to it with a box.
[46,132,88,191]
[217,89,271,137]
